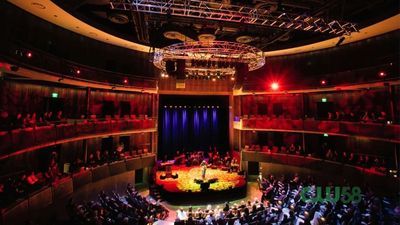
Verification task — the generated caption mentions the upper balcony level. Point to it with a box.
[0,118,156,160]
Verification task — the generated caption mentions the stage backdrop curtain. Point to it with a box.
[160,107,221,157]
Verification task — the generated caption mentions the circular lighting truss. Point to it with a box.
[153,41,265,79]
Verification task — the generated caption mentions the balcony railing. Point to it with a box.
[237,118,400,141]
[0,119,156,158]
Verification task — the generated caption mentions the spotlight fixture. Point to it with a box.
[271,82,279,90]
[320,80,327,85]
[378,71,387,77]
[26,52,33,58]
[76,69,81,75]
[123,78,128,84]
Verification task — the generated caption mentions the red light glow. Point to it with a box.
[26,52,32,58]
[271,82,279,90]
[378,71,386,77]
[321,80,326,85]
[123,79,128,84]
[76,69,81,74]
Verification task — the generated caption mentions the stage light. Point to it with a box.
[76,69,81,75]
[271,82,279,90]
[320,80,326,85]
[26,52,33,58]
[323,133,329,137]
[321,98,327,102]
[123,79,128,84]
[51,92,58,98]
[378,71,386,77]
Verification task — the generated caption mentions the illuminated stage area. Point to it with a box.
[155,165,246,203]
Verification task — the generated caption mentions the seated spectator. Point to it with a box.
[26,171,39,186]
[95,150,102,165]
[377,111,387,123]
[56,110,63,121]
[327,112,334,120]
[12,113,24,129]
[288,144,296,154]
[0,110,11,131]
[23,113,31,127]
[29,112,37,127]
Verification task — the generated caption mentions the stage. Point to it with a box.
[155,165,246,203]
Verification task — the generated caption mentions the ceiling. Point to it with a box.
[7,0,400,56]
[56,0,398,50]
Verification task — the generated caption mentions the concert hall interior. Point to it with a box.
[0,0,399,225]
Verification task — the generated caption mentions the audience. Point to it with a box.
[67,184,168,225]
[0,143,151,208]
[245,143,390,174]
[175,174,397,225]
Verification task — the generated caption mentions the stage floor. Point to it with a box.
[155,165,246,193]
[149,182,261,224]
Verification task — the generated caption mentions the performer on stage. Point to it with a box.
[200,160,208,180]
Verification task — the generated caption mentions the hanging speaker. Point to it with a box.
[165,60,176,76]
[235,63,249,86]
[176,59,186,80]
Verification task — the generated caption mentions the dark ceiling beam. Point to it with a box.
[131,11,150,44]
[259,0,340,49]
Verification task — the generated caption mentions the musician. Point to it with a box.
[200,160,208,180]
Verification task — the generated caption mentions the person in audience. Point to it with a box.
[12,113,24,129]
[88,153,96,167]
[289,144,296,154]
[56,110,63,121]
[69,184,168,224]
[95,150,102,165]
[327,112,334,120]
[29,112,37,127]
[26,171,39,186]
[334,111,341,120]
[23,113,31,127]
[377,111,387,123]
[0,110,11,131]
[46,111,53,122]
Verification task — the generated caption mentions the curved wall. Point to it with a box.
[0,1,156,78]
[241,151,398,196]
[0,155,155,225]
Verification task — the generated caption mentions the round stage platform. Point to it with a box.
[155,165,246,203]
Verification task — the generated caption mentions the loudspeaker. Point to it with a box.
[235,63,249,86]
[176,59,186,79]
[165,60,176,75]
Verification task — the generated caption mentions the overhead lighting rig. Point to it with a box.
[154,41,264,79]
[110,0,358,35]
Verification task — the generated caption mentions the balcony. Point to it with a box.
[236,118,400,142]
[0,118,156,159]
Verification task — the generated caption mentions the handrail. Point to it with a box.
[0,118,157,159]
[237,118,400,142]
[0,154,156,225]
